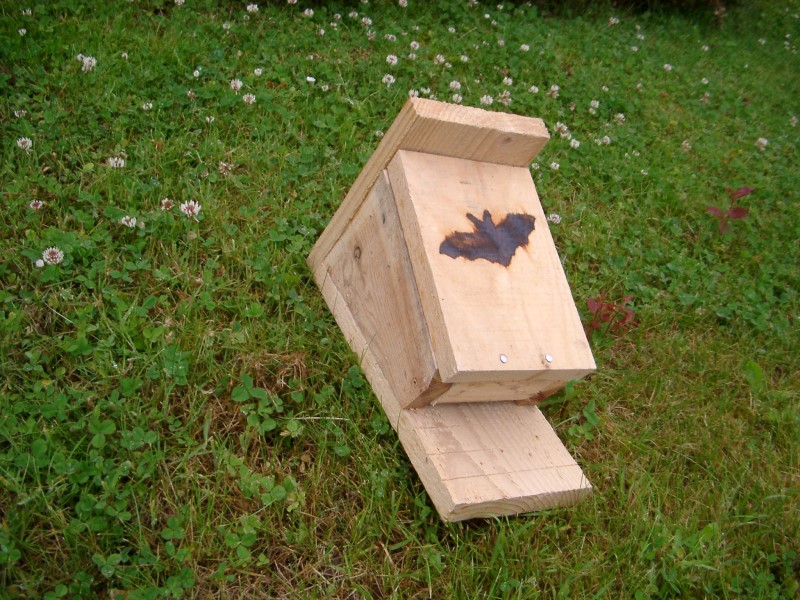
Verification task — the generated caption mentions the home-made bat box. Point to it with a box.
[308,98,596,521]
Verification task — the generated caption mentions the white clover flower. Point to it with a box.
[254,67,263,76]
[460,54,469,62]
[433,54,446,65]
[243,93,256,104]
[408,53,417,60]
[230,78,243,92]
[608,16,620,25]
[384,34,396,41]
[180,200,202,218]
[17,137,33,152]
[175,0,184,5]
[161,198,174,210]
[193,69,201,78]
[187,89,196,99]
[29,200,45,210]
[247,3,258,13]
[408,89,419,97]
[758,38,766,45]
[303,8,314,16]
[320,83,330,92]
[81,56,97,72]
[361,16,371,26]
[614,113,626,124]
[498,90,511,106]
[548,213,562,224]
[382,73,395,85]
[219,161,233,175]
[374,130,384,138]
[791,115,798,127]
[121,216,137,228]
[399,0,408,6]
[451,93,462,103]
[35,259,45,268]
[681,140,692,152]
[19,28,27,36]
[318,28,325,36]
[548,84,559,98]
[14,109,27,118]
[601,135,611,145]
[107,156,125,168]
[497,39,505,47]
[142,102,153,111]
[520,44,530,52]
[22,8,32,16]
[306,76,316,83]
[480,95,493,106]
[755,137,768,150]
[631,46,639,52]
[570,139,580,149]
[663,63,673,72]
[121,52,128,60]
[549,162,560,170]
[701,77,709,85]
[602,85,609,92]
[386,54,398,66]
[701,45,709,51]
[502,76,513,86]
[449,80,461,91]
[42,247,64,265]
[410,41,419,50]
[528,85,539,93]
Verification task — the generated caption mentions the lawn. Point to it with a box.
[1,0,798,597]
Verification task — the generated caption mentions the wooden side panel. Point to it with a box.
[308,98,549,275]
[323,172,440,409]
[398,402,592,521]
[387,150,595,385]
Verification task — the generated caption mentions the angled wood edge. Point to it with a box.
[308,98,550,274]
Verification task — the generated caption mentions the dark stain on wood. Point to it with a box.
[439,210,535,267]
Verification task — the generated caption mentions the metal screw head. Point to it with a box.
[545,354,553,363]
[499,354,509,364]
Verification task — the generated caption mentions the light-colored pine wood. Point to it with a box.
[398,401,592,521]
[308,98,550,276]
[323,172,440,409]
[308,98,594,520]
[387,149,595,385]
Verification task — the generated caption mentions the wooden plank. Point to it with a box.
[308,98,549,276]
[314,262,403,427]
[387,150,595,384]
[324,172,440,409]
[431,370,590,404]
[397,402,591,521]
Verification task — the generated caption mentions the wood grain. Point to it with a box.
[387,149,595,385]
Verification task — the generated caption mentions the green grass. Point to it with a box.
[1,0,799,597]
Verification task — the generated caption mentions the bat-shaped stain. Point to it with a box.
[439,210,535,267]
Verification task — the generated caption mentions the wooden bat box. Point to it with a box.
[308,99,596,520]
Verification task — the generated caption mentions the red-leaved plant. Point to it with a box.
[586,292,635,334]
[707,186,754,234]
